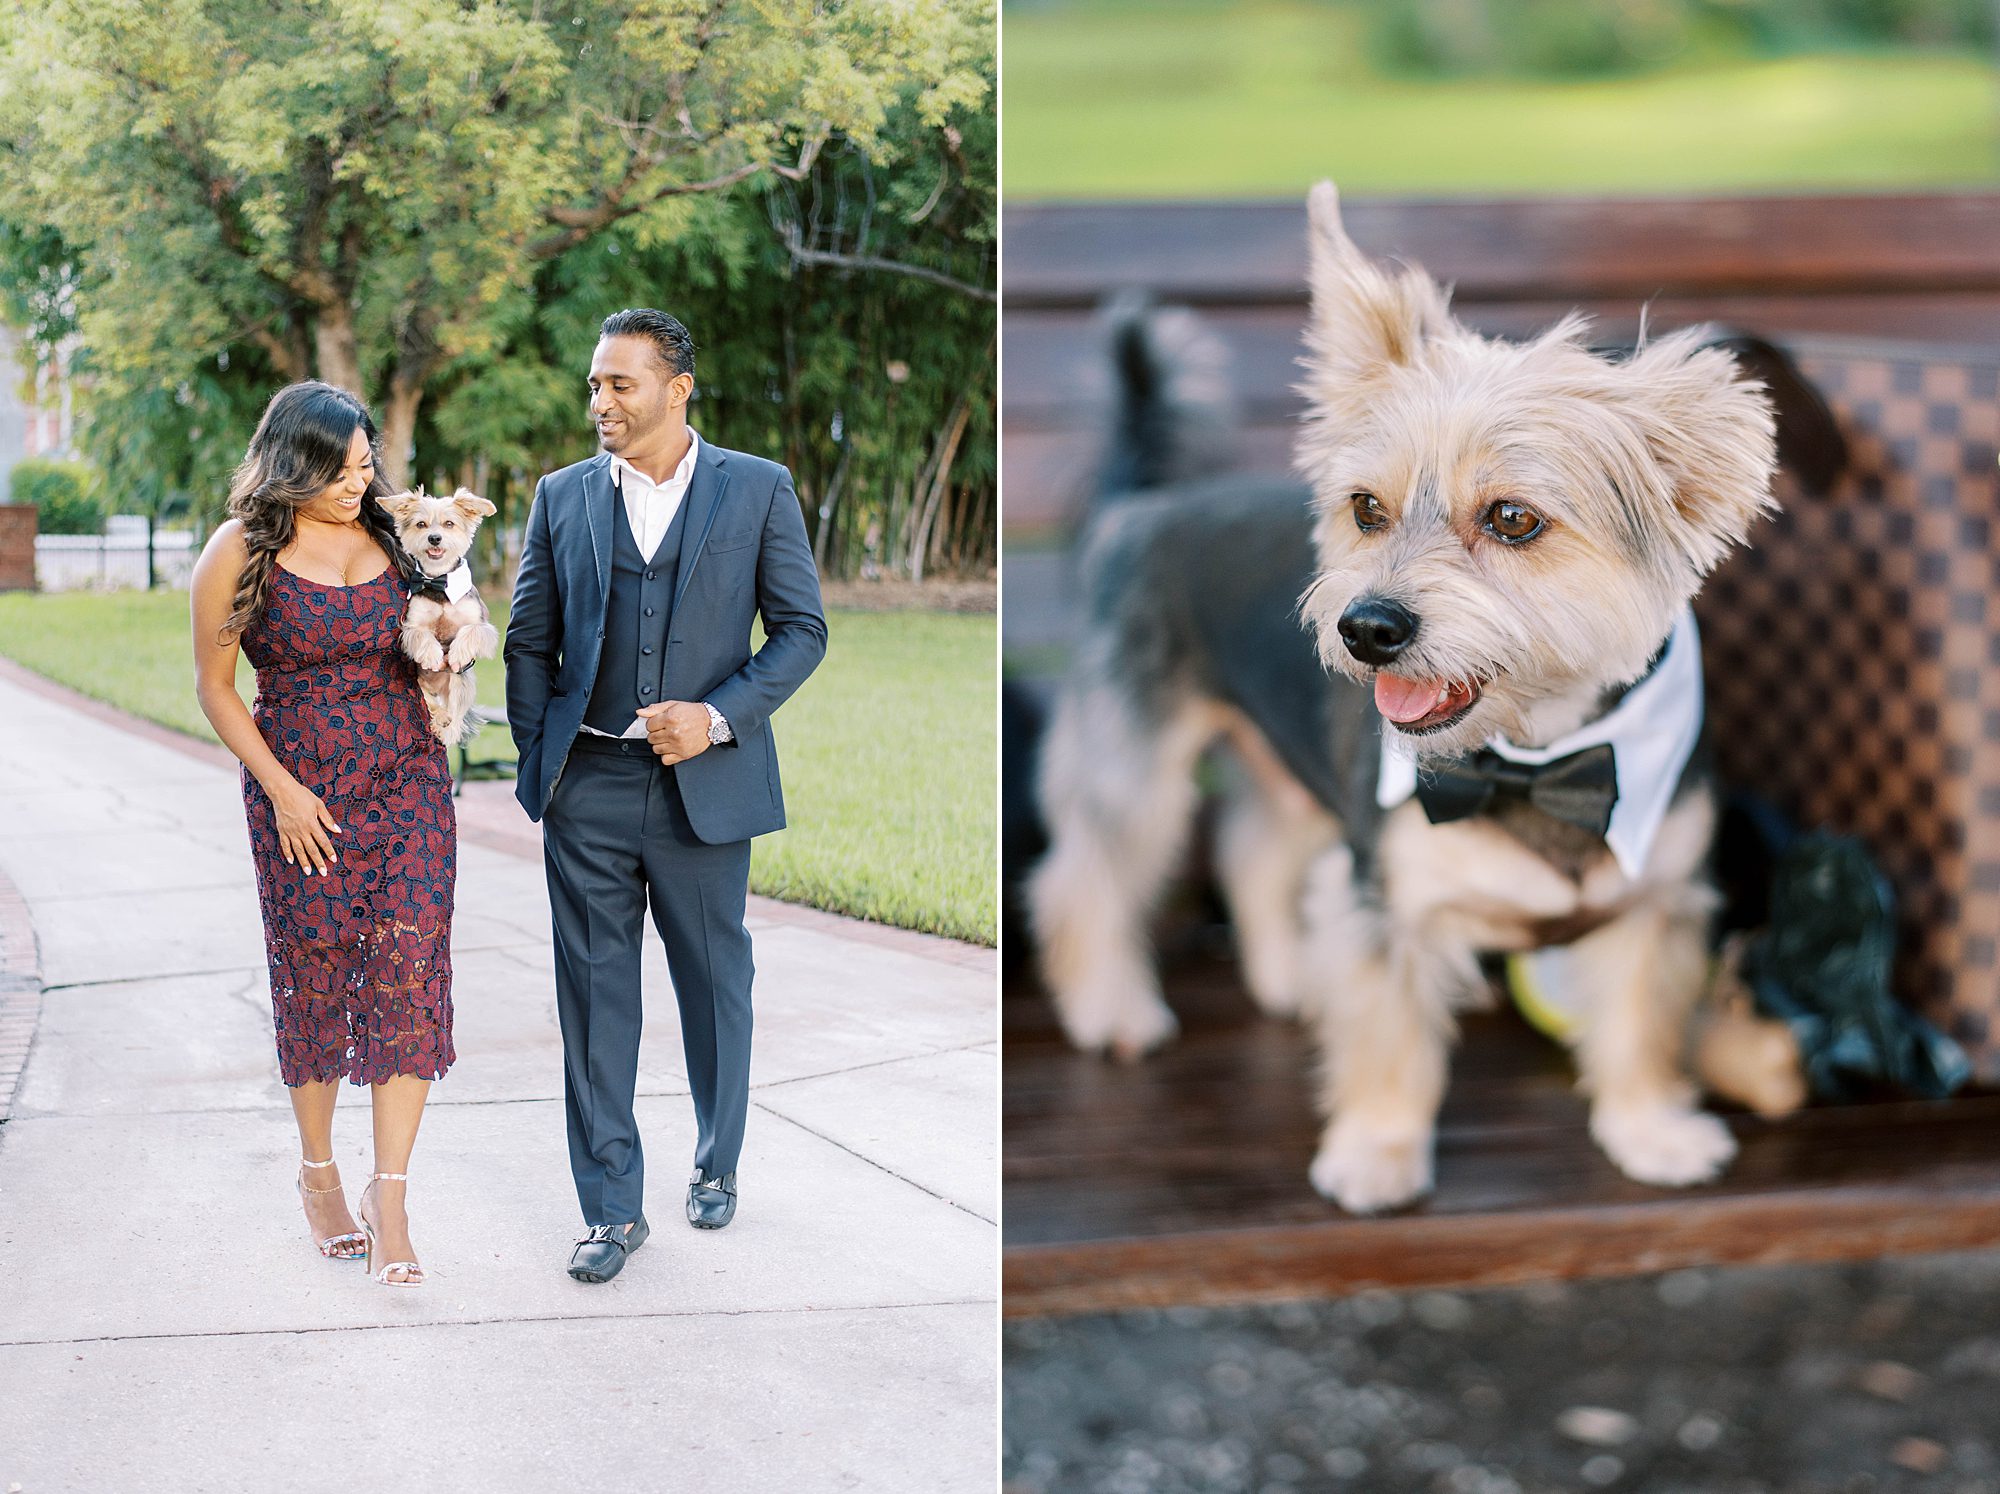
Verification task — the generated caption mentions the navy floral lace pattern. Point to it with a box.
[239,564,456,1086]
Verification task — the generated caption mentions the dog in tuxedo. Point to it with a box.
[382,485,499,746]
[1028,182,1780,1212]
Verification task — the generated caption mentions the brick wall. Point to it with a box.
[0,504,37,592]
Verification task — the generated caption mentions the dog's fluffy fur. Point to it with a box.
[1029,182,1780,1213]
[381,486,500,747]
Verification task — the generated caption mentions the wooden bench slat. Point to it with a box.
[1002,954,2000,1315]
[1005,192,2000,308]
[1005,306,2000,433]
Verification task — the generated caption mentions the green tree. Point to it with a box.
[416,75,997,580]
[0,0,990,487]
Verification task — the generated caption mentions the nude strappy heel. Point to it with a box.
[297,1157,366,1260]
[358,1172,425,1287]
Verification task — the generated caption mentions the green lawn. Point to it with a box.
[1004,1,2000,197]
[0,590,996,945]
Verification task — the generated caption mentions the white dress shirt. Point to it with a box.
[580,433,732,744]
[614,432,700,561]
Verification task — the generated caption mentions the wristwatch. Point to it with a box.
[702,702,734,745]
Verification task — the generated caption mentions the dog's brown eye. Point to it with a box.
[1351,493,1388,532]
[1484,501,1544,543]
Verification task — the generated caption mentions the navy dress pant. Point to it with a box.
[541,736,754,1227]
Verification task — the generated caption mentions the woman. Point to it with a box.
[191,381,454,1287]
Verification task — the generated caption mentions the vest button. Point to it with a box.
[645,570,656,581]
[640,685,654,696]
[644,607,655,617]
[642,646,654,656]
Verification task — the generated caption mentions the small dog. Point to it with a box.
[1029,182,1781,1213]
[381,485,500,746]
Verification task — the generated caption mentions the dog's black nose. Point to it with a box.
[1337,597,1418,665]
[426,533,441,544]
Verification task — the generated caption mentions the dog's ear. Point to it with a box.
[1618,331,1780,573]
[1299,181,1452,430]
[452,487,497,520]
[378,491,419,524]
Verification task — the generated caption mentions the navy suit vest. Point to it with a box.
[583,481,691,735]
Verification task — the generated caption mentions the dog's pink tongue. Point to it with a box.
[1374,673,1445,725]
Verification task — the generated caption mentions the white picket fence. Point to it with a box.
[35,522,196,591]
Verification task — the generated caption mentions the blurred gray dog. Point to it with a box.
[382,485,500,747]
[1029,182,1780,1213]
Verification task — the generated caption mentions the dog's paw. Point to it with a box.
[1309,1119,1434,1213]
[445,635,478,671]
[1055,983,1179,1061]
[1591,1102,1737,1188]
[407,636,446,672]
[1241,945,1305,1019]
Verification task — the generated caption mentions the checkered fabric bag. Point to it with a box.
[1698,339,2000,1078]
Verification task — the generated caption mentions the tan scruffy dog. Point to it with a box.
[1030,181,1779,1213]
[381,486,500,747]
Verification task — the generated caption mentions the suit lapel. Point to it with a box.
[673,439,731,612]
[582,453,616,599]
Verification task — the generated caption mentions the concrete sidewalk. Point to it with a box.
[0,669,996,1492]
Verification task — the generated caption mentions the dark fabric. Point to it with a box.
[238,565,455,1086]
[582,488,688,735]
[408,569,452,603]
[1716,799,1971,1101]
[1415,743,1620,837]
[504,438,828,843]
[542,744,754,1225]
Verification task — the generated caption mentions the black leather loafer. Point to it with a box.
[567,1213,650,1283]
[686,1170,737,1230]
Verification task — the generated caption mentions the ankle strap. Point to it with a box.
[301,1157,338,1169]
[371,1172,409,1182]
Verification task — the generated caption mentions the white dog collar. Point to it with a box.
[1376,606,1705,880]
[421,560,475,603]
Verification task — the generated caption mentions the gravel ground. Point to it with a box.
[1004,1249,2000,1494]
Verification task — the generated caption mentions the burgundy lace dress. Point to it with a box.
[239,562,456,1086]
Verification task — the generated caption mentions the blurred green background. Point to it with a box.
[1004,0,2000,196]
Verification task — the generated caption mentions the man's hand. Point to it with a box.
[638,700,712,765]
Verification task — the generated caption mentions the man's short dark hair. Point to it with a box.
[599,308,696,380]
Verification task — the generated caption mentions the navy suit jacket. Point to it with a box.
[504,436,828,843]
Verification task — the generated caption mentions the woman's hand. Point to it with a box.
[270,779,343,874]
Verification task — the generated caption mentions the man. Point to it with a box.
[506,308,827,1283]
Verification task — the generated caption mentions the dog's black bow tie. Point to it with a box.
[409,570,453,602]
[1414,743,1619,837]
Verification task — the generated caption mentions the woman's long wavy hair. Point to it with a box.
[220,382,409,641]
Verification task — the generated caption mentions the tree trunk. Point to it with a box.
[907,394,971,584]
[312,301,364,396]
[379,375,424,488]
[813,443,854,572]
[376,301,443,489]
